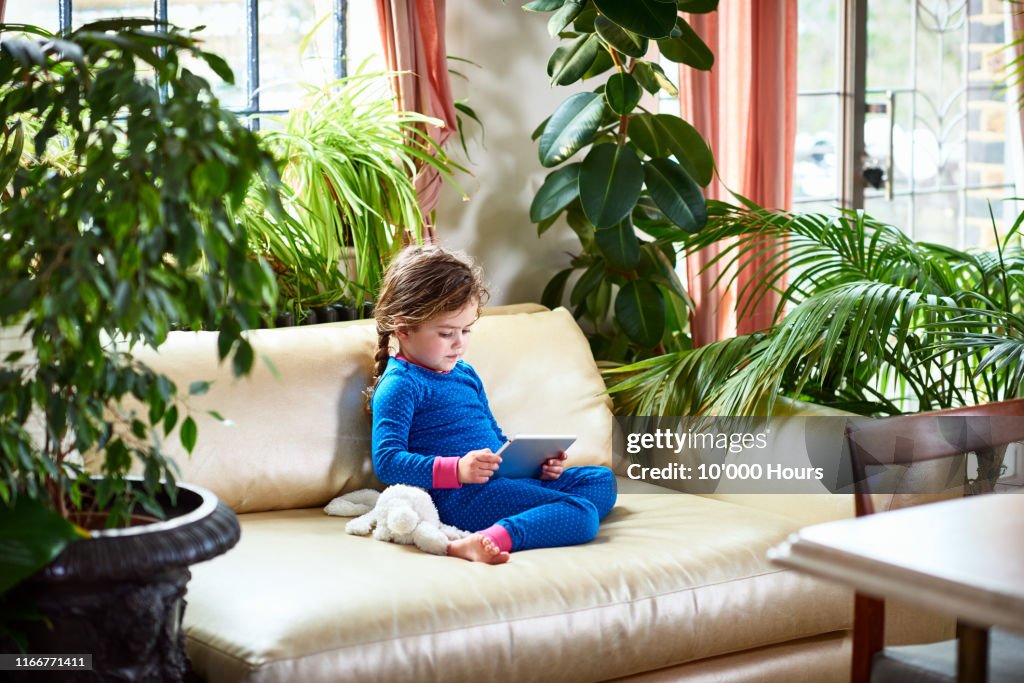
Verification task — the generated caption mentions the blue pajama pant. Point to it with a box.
[433,466,617,552]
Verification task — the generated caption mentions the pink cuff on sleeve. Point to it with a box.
[432,456,463,489]
[478,524,513,553]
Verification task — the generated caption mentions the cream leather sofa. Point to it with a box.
[124,305,948,683]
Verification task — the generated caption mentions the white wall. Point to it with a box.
[437,0,589,304]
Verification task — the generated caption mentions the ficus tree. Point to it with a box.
[521,0,719,362]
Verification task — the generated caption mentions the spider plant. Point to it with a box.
[238,69,465,315]
[605,200,1024,420]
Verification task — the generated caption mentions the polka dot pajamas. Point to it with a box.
[371,357,618,552]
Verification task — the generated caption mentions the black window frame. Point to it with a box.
[55,0,349,127]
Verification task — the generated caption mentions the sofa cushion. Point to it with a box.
[90,306,611,513]
[183,483,853,683]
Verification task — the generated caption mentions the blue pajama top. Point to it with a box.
[371,357,507,489]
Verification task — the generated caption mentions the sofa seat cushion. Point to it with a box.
[184,484,853,683]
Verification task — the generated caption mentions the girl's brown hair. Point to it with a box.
[365,246,489,410]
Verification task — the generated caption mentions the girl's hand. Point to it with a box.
[458,449,502,484]
[540,450,568,481]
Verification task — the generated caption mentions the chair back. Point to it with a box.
[843,398,1024,683]
[845,398,1024,516]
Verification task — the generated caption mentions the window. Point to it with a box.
[795,0,1021,249]
[3,0,357,125]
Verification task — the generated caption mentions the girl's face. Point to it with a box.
[396,300,479,373]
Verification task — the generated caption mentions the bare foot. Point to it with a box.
[446,534,510,564]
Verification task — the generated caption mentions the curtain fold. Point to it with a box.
[678,0,797,345]
[375,0,458,242]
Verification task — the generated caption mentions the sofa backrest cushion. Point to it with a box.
[88,307,612,513]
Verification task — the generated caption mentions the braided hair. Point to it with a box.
[364,246,489,411]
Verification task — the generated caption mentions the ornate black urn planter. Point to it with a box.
[0,480,239,683]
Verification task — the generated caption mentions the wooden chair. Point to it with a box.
[844,398,1024,683]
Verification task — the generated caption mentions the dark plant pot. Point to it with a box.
[362,301,375,319]
[274,311,296,328]
[314,305,338,323]
[0,480,240,683]
[302,308,319,325]
[332,303,357,322]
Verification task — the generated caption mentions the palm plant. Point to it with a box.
[238,69,464,316]
[605,201,1024,421]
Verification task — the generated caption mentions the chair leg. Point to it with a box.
[852,593,885,683]
[956,621,988,683]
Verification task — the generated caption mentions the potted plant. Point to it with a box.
[605,200,1024,491]
[0,19,280,678]
[239,67,464,324]
[519,0,719,362]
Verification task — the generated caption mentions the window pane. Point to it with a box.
[797,0,839,91]
[794,95,839,201]
[72,0,153,28]
[863,195,913,236]
[168,0,246,109]
[258,0,334,111]
[3,0,59,33]
[346,0,384,71]
[912,191,962,244]
[866,0,913,91]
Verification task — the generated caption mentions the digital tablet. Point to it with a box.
[494,435,577,478]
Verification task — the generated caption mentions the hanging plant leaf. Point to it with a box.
[658,19,715,70]
[632,61,678,96]
[539,92,606,167]
[579,143,644,228]
[676,0,720,13]
[595,216,642,271]
[530,163,582,222]
[605,72,643,115]
[628,113,714,186]
[615,280,665,347]
[581,47,615,79]
[593,15,649,58]
[548,34,601,86]
[548,0,586,37]
[523,0,567,12]
[592,0,678,39]
[643,157,707,232]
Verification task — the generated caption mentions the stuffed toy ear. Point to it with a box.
[324,488,380,517]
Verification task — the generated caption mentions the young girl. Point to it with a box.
[367,246,617,564]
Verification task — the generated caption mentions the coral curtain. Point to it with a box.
[678,1,797,345]
[1015,8,1024,183]
[375,0,458,243]
[0,1,6,22]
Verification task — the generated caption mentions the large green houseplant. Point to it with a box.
[520,0,718,362]
[0,19,279,672]
[605,200,1024,488]
[239,68,463,322]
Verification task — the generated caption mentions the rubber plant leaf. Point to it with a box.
[605,72,643,115]
[629,113,714,186]
[592,0,678,39]
[658,18,715,70]
[530,163,583,222]
[615,280,666,347]
[593,15,648,58]
[643,157,708,232]
[595,216,642,271]
[579,142,644,228]
[538,92,606,167]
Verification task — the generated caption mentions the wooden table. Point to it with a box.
[768,493,1024,682]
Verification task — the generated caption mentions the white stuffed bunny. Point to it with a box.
[324,484,469,555]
